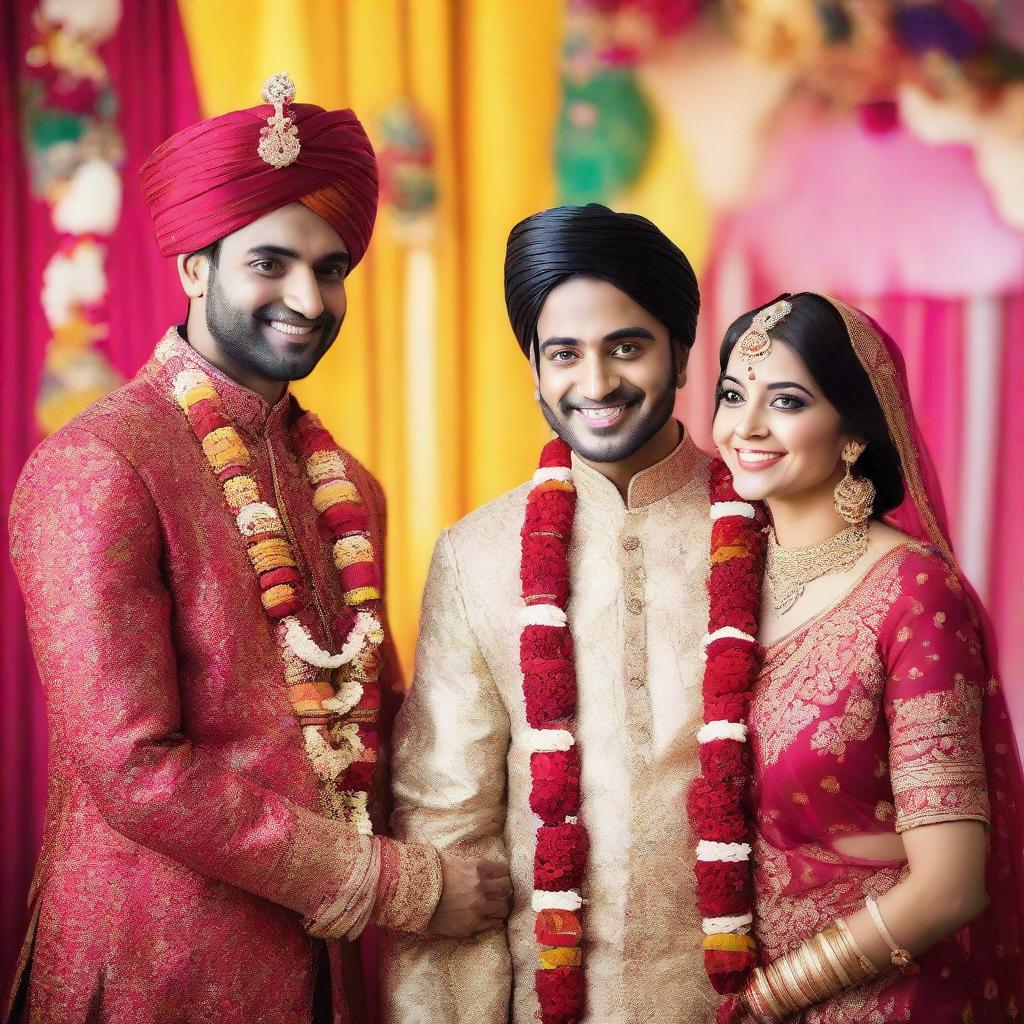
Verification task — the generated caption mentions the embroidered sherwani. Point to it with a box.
[6,332,442,1024]
[380,432,720,1024]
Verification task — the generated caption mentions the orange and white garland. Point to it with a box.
[160,339,383,834]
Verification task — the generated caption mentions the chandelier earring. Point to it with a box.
[833,441,876,525]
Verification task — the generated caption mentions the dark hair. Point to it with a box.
[504,204,699,363]
[189,239,221,268]
[719,292,904,517]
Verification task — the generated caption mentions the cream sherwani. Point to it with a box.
[381,432,718,1024]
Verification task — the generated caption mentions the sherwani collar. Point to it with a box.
[146,326,293,439]
[571,423,703,511]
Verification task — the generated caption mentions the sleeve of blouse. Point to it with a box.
[881,549,991,834]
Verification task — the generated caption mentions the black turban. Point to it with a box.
[504,204,699,361]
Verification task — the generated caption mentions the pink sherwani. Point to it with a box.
[5,331,441,1024]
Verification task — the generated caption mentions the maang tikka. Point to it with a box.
[834,441,876,524]
[737,298,792,380]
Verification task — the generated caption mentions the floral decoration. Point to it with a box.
[24,0,125,435]
[159,338,383,834]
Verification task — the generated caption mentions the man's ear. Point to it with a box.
[177,252,210,299]
[671,337,690,389]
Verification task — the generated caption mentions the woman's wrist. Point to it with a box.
[740,921,881,1021]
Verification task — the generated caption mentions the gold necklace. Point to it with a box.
[765,522,869,614]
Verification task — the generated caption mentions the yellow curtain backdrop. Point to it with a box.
[177,0,708,671]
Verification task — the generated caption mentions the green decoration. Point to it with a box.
[555,68,655,206]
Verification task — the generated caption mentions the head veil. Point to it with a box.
[819,294,1024,1020]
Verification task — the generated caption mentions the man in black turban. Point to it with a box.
[383,206,723,1024]
[504,203,698,488]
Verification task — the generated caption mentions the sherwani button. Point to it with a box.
[629,676,645,689]
[627,597,643,614]
[622,535,640,551]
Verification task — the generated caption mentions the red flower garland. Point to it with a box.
[687,459,768,1024]
[520,439,585,1024]
[521,443,765,1024]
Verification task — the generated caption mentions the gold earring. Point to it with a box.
[834,441,875,524]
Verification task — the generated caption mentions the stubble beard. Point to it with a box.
[537,373,679,464]
[204,267,341,383]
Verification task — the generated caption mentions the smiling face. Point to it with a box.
[534,276,684,466]
[181,202,350,389]
[712,338,854,504]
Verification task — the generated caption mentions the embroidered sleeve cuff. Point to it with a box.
[372,837,443,934]
[892,763,991,833]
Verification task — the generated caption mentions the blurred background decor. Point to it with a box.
[3,0,1023,1000]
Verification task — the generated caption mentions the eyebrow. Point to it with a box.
[539,326,656,352]
[722,374,815,398]
[247,245,350,266]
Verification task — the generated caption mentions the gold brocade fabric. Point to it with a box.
[380,433,720,1024]
[6,332,441,1024]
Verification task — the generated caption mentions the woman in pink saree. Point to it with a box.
[711,293,1023,1022]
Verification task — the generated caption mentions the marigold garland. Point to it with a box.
[520,442,765,1024]
[159,338,384,834]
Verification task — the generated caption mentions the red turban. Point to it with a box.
[140,103,378,268]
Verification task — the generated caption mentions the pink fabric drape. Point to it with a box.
[1,0,200,994]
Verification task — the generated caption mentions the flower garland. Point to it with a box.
[688,458,768,1024]
[520,443,765,1024]
[24,0,125,436]
[163,346,383,834]
[520,438,587,1024]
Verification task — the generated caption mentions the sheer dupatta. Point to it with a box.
[820,294,1024,1021]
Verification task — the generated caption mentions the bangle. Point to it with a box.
[778,952,815,1009]
[799,940,835,1001]
[816,927,853,988]
[766,959,800,1016]
[865,896,914,973]
[834,918,878,980]
[744,968,784,1023]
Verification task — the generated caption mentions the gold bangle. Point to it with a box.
[829,921,865,983]
[816,928,853,988]
[745,969,782,1023]
[757,968,788,1023]
[865,896,914,974]
[791,945,824,1004]
[809,932,843,990]
[765,962,794,1019]
[777,950,815,1011]
[766,959,801,1016]
[799,941,834,1001]
[834,918,879,981]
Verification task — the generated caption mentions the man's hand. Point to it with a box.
[426,854,512,937]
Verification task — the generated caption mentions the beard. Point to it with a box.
[204,267,342,383]
[538,371,678,464]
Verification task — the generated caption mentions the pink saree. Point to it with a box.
[746,297,1023,1022]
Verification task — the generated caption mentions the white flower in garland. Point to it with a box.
[43,0,121,40]
[283,609,382,671]
[171,369,209,403]
[303,724,361,783]
[343,790,373,837]
[323,676,364,717]
[531,889,583,912]
[41,240,106,328]
[52,159,122,235]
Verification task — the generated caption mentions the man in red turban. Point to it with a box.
[5,75,509,1024]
